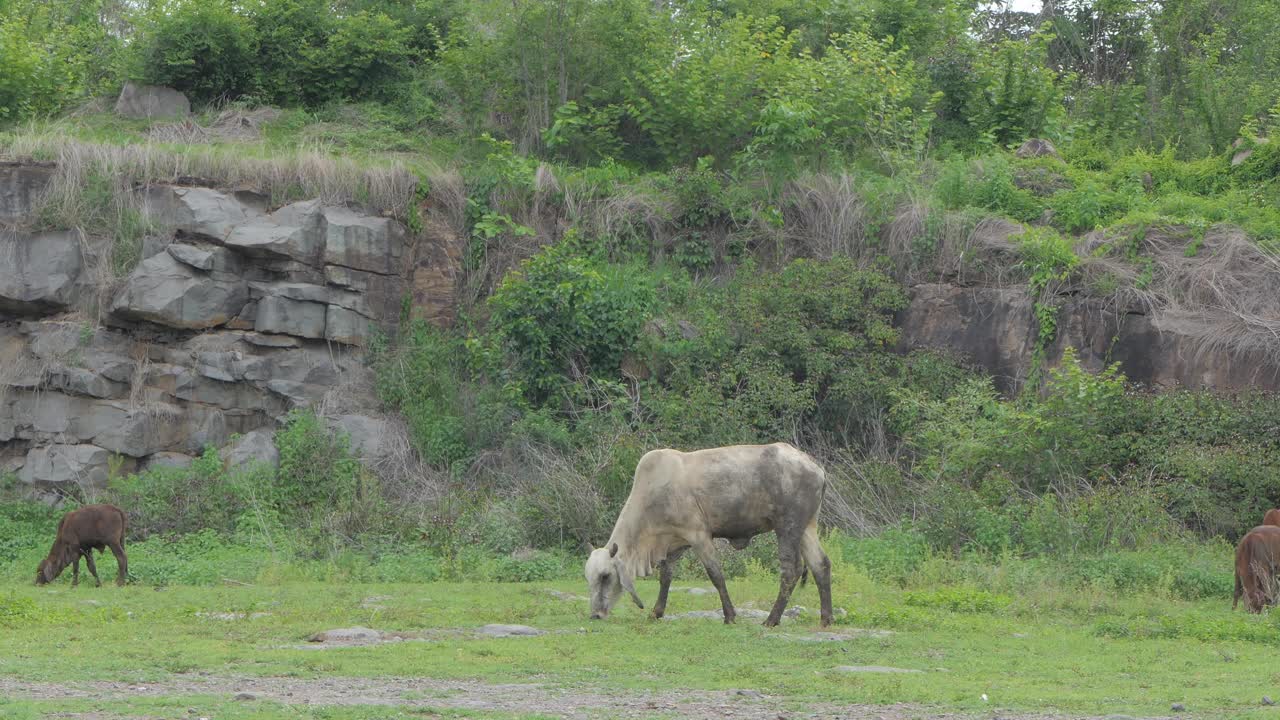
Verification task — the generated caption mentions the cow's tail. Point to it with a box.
[1234,570,1242,611]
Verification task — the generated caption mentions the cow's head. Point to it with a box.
[35,557,57,585]
[585,542,643,619]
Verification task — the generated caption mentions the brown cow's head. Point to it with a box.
[35,557,58,585]
[585,542,643,620]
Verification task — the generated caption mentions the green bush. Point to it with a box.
[488,238,657,402]
[134,0,257,104]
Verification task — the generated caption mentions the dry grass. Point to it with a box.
[780,173,876,260]
[1079,223,1280,362]
[1,132,420,221]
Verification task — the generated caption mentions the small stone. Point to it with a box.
[233,692,256,701]
[1264,696,1275,706]
[734,689,764,699]
[1171,703,1186,712]
[308,627,381,644]
[477,624,544,637]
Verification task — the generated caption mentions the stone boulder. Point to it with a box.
[0,231,84,315]
[328,414,390,462]
[111,252,248,329]
[114,82,190,120]
[0,163,55,221]
[322,205,404,275]
[17,444,135,492]
[224,200,324,262]
[220,428,280,471]
[141,186,263,241]
[254,295,327,339]
[1015,138,1061,160]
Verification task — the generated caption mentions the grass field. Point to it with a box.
[3,548,1280,720]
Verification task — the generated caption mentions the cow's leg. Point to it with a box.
[84,549,102,587]
[652,547,686,620]
[108,541,127,587]
[692,538,735,624]
[764,531,805,627]
[799,526,834,627]
[71,552,81,587]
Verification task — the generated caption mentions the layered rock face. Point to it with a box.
[898,284,1280,393]
[0,165,420,500]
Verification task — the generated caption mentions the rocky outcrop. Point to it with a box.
[0,230,84,315]
[898,284,1280,393]
[0,160,458,502]
[115,82,190,120]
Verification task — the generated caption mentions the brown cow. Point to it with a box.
[1233,525,1280,613]
[35,504,128,587]
[1264,509,1280,527]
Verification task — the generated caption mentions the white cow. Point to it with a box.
[584,442,833,627]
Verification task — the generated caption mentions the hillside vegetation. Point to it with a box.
[1,0,1279,611]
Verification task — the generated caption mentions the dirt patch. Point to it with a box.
[0,675,1170,720]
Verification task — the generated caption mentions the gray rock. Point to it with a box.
[0,163,55,221]
[322,205,404,275]
[308,627,381,644]
[1171,703,1186,712]
[328,414,389,461]
[254,295,326,339]
[233,692,256,702]
[142,186,262,241]
[832,665,922,674]
[783,605,806,618]
[111,252,248,329]
[1015,138,1060,159]
[142,452,195,471]
[1232,148,1254,166]
[18,444,134,491]
[242,332,301,349]
[325,305,371,346]
[0,231,83,315]
[477,624,545,637]
[220,428,279,471]
[166,243,216,271]
[115,82,190,119]
[734,689,764,699]
[225,200,323,262]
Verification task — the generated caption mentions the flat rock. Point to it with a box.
[774,630,894,642]
[322,205,404,275]
[115,82,189,119]
[477,624,544,637]
[220,428,279,471]
[0,231,84,315]
[309,627,382,644]
[1015,137,1060,159]
[166,243,216,271]
[663,608,770,621]
[832,665,922,674]
[254,295,326,339]
[141,452,195,471]
[17,444,133,491]
[142,186,262,240]
[111,252,248,329]
[328,414,390,462]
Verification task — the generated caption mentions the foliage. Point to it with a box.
[487,237,657,402]
[133,0,257,104]
[967,27,1066,145]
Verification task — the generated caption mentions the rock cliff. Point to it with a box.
[0,162,448,500]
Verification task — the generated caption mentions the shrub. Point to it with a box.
[488,238,657,402]
[134,0,257,104]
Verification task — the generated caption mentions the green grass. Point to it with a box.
[3,547,1280,719]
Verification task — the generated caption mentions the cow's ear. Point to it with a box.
[609,543,619,558]
[587,541,595,552]
[615,560,644,610]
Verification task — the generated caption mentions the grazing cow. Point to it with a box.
[584,443,833,627]
[1233,525,1280,613]
[35,504,128,587]
[1264,509,1280,527]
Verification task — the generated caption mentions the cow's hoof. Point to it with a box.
[723,614,736,625]
[762,618,780,628]
[650,611,665,620]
